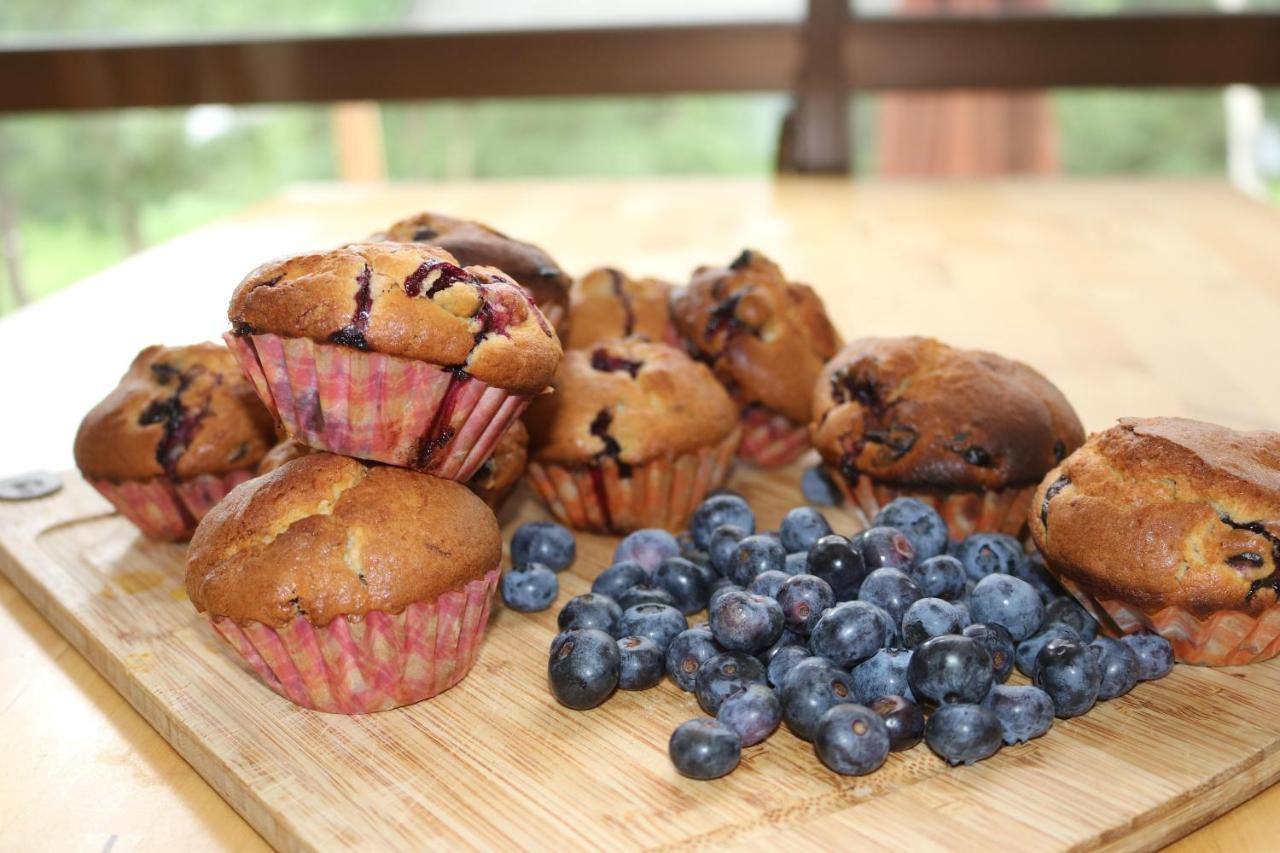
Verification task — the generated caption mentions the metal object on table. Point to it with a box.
[0,471,62,501]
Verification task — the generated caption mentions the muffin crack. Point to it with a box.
[137,363,214,481]
[1217,513,1280,604]
[328,262,374,350]
[606,267,636,336]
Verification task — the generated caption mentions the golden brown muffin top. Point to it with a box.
[525,338,738,469]
[375,211,572,336]
[670,250,841,424]
[565,268,673,350]
[1031,417,1280,617]
[256,438,312,475]
[74,343,276,482]
[228,242,562,395]
[186,453,501,628]
[467,419,528,508]
[812,336,1085,491]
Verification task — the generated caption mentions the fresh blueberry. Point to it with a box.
[695,651,767,714]
[952,599,972,629]
[784,550,810,575]
[709,590,784,652]
[858,567,923,626]
[1090,636,1140,700]
[871,604,900,649]
[781,507,833,554]
[727,535,786,586]
[666,626,721,692]
[592,560,648,600]
[969,574,1045,642]
[901,598,964,649]
[617,635,665,690]
[907,634,994,706]
[776,574,835,635]
[707,579,742,610]
[613,528,681,574]
[873,498,948,562]
[981,684,1055,745]
[954,533,1022,582]
[709,524,748,575]
[855,526,916,572]
[1012,552,1067,603]
[780,657,857,741]
[809,601,887,668]
[1122,632,1175,681]
[617,583,677,610]
[676,532,712,569]
[767,645,812,689]
[618,603,688,652]
[853,648,915,704]
[1043,596,1099,642]
[1015,623,1081,678]
[669,719,741,779]
[717,683,782,746]
[690,494,756,550]
[558,593,622,635]
[548,629,620,710]
[815,703,891,775]
[511,521,576,571]
[748,569,791,600]
[924,703,1003,765]
[908,555,968,601]
[654,557,712,615]
[501,564,559,612]
[801,464,843,506]
[1034,637,1101,718]
[806,534,868,601]
[963,623,1016,683]
[871,694,925,751]
[757,628,805,664]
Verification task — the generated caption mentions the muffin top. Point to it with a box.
[670,250,841,424]
[374,211,572,335]
[256,437,312,475]
[467,419,528,507]
[565,268,673,350]
[1031,417,1280,617]
[525,338,738,469]
[229,242,562,395]
[186,453,501,628]
[74,343,277,482]
[812,337,1085,491]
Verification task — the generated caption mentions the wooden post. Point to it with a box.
[781,0,851,174]
[332,101,387,182]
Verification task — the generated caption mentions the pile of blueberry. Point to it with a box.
[509,493,1175,781]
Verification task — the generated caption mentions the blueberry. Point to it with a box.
[717,683,782,746]
[981,684,1055,745]
[1012,552,1067,603]
[901,598,964,649]
[1042,596,1099,642]
[784,551,809,575]
[781,507,833,554]
[501,564,559,612]
[1122,632,1175,681]
[617,635,665,690]
[727,535,786,586]
[776,574,835,635]
[757,628,805,664]
[924,703,1003,765]
[613,528,681,574]
[871,604,900,649]
[780,657,857,741]
[558,593,623,635]
[618,603,688,652]
[801,464,843,506]
[858,567,922,626]
[806,534,868,601]
[707,579,742,610]
[871,694,925,751]
[690,494,756,550]
[548,629,620,710]
[809,601,886,668]
[1015,623,1081,678]
[748,569,791,600]
[709,524,748,576]
[592,560,648,600]
[709,590,784,652]
[907,634,993,706]
[815,703,891,775]
[853,648,915,704]
[1089,636,1140,700]
[873,498,948,561]
[695,651,767,714]
[963,622,1016,683]
[969,574,1045,641]
[908,555,968,601]
[953,533,1022,582]
[618,583,677,610]
[654,557,712,615]
[767,645,812,689]
[1034,637,1101,718]
[511,521,576,571]
[856,526,915,572]
[666,627,721,692]
[952,599,972,629]
[676,532,712,569]
[669,719,741,780]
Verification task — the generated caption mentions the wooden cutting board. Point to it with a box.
[2,467,1279,852]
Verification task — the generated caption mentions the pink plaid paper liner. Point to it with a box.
[831,472,1034,540]
[89,470,254,542]
[209,568,499,714]
[527,427,740,533]
[225,332,529,481]
[737,406,811,467]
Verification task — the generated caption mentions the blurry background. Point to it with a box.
[1,0,1279,316]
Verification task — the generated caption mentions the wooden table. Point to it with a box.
[1,178,1278,851]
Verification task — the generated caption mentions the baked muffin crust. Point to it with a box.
[565,268,672,350]
[467,419,528,508]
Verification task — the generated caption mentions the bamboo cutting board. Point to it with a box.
[3,467,1280,852]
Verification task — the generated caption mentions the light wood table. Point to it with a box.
[1,178,1278,851]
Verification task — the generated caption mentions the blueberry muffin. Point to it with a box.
[565,267,675,350]
[524,338,740,533]
[812,336,1084,537]
[226,242,560,479]
[670,249,841,467]
[187,452,501,713]
[256,437,312,475]
[466,419,528,512]
[1031,417,1280,665]
[374,211,572,337]
[74,343,277,541]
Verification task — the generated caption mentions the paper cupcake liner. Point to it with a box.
[89,470,255,542]
[526,428,741,534]
[737,406,811,467]
[226,332,529,481]
[208,568,499,714]
[832,472,1035,539]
